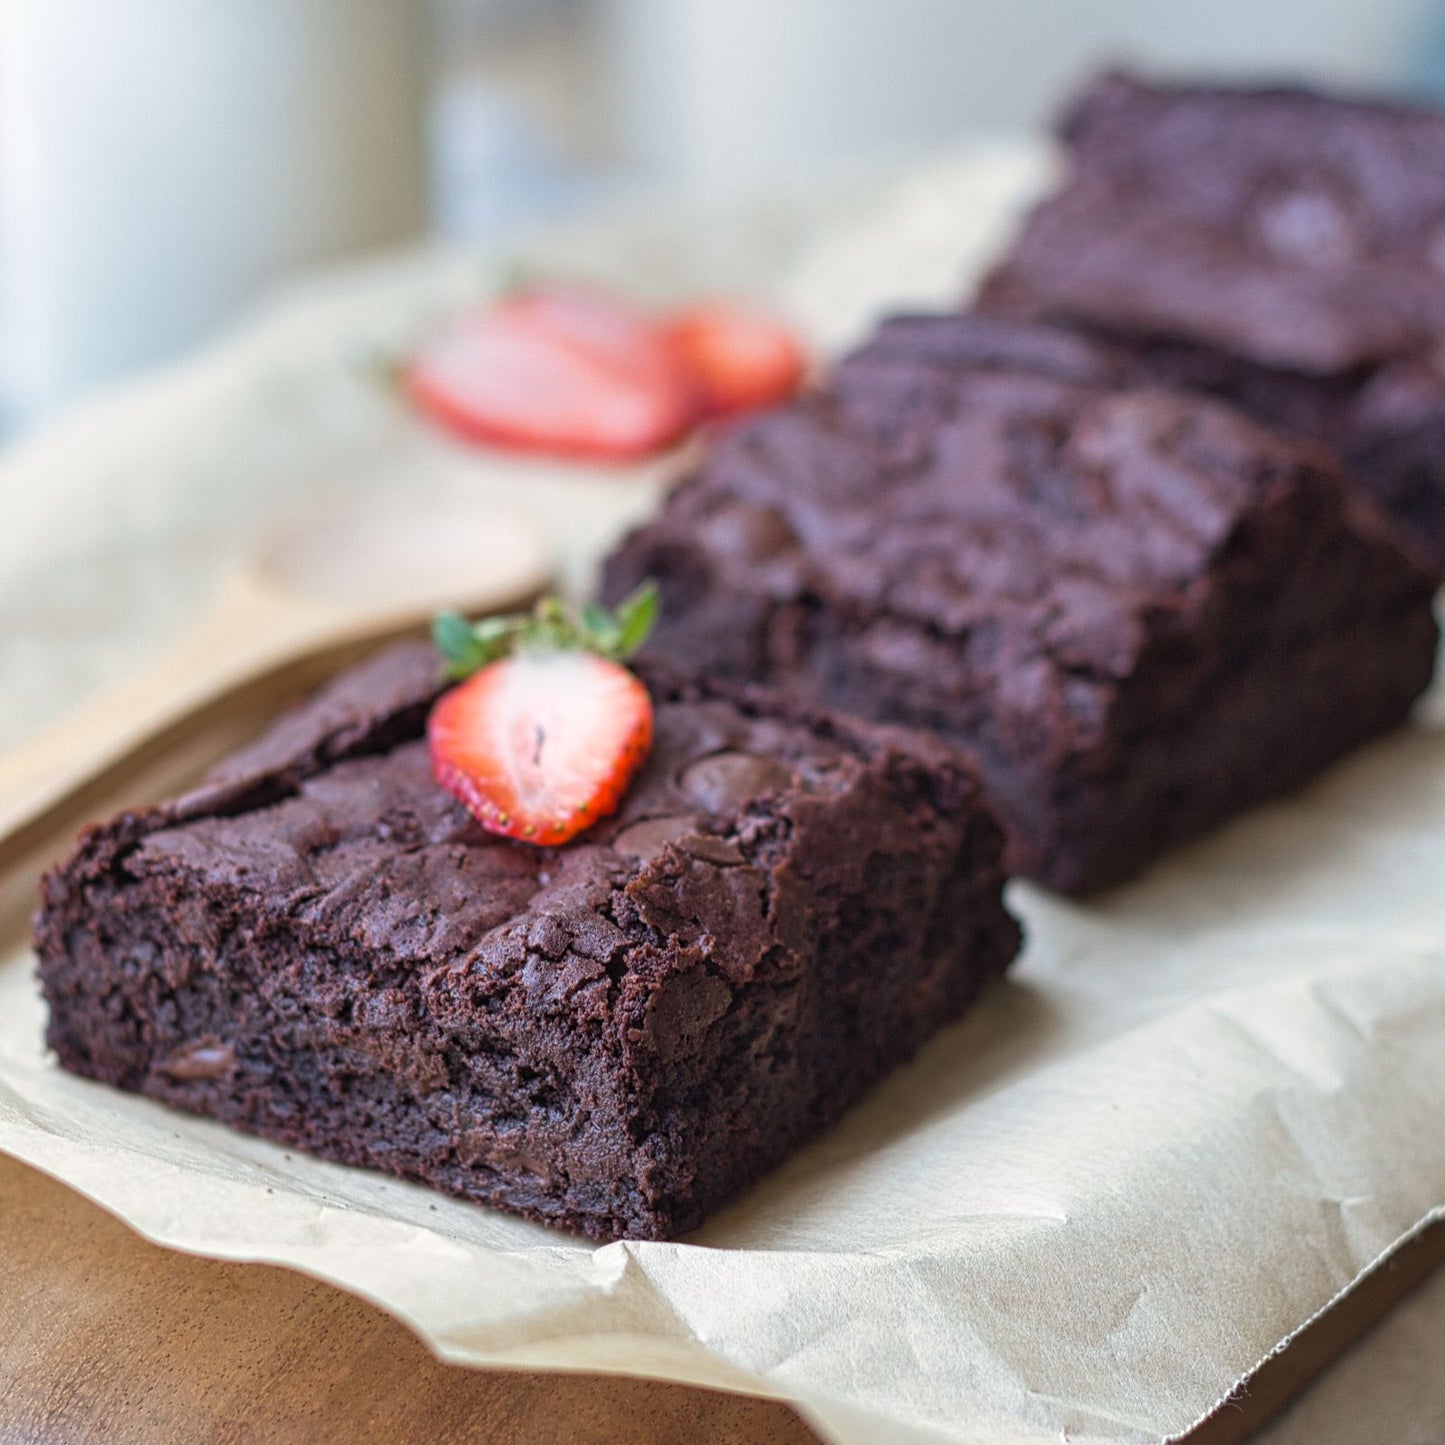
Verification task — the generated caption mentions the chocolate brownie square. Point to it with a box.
[976,69,1445,573]
[34,644,1019,1241]
[602,313,1440,892]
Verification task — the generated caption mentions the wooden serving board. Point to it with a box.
[0,1154,817,1445]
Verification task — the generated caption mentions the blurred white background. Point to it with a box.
[3,0,1445,436]
[0,0,428,433]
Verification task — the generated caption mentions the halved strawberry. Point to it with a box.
[661,302,807,419]
[405,287,697,460]
[427,586,659,845]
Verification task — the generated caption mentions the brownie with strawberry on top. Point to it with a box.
[34,591,1019,1241]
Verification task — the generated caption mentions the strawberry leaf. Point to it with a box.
[493,258,533,296]
[358,348,408,394]
[611,581,659,660]
[433,611,489,679]
[579,603,620,656]
[433,582,660,678]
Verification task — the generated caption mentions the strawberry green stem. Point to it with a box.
[433,581,659,681]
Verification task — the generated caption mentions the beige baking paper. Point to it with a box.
[1,144,1443,1445]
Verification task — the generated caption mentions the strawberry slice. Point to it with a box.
[429,652,652,844]
[405,288,697,460]
[661,302,807,419]
[427,586,659,845]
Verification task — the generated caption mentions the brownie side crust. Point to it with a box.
[34,645,1019,1241]
[975,69,1445,573]
[602,314,1441,892]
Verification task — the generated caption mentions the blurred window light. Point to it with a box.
[0,0,426,437]
[4,0,1440,443]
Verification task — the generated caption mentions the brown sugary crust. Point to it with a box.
[33,645,1020,1241]
[602,313,1441,892]
[977,69,1445,573]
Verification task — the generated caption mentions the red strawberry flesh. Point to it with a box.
[661,302,807,418]
[406,287,698,459]
[428,650,654,845]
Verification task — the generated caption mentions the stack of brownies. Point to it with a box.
[35,71,1445,1240]
[977,71,1445,575]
